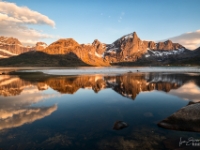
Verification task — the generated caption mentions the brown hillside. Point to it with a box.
[43,38,109,66]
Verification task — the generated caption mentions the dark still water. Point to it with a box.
[0,72,200,150]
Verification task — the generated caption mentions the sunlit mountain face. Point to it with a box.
[0,72,200,149]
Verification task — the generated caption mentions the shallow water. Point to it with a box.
[0,71,200,150]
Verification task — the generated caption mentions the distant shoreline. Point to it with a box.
[4,66,199,76]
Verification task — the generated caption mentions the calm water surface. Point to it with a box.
[0,71,200,150]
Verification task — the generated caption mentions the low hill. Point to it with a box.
[0,51,89,67]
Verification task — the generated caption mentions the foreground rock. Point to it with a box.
[158,103,200,132]
[113,121,128,130]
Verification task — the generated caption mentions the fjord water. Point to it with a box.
[0,72,200,149]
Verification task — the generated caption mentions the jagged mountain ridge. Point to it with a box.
[104,32,185,63]
[42,32,187,65]
[0,32,199,66]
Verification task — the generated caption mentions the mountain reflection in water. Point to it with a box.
[0,75,58,130]
[0,73,200,100]
[0,72,200,150]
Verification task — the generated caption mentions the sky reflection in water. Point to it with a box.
[0,72,200,150]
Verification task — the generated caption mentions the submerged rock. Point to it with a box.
[113,121,128,130]
[158,103,200,132]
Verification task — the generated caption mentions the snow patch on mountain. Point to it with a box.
[148,74,183,85]
[144,48,186,58]
[0,55,8,58]
[0,49,18,55]
[40,43,48,48]
[0,41,25,48]
[124,33,133,40]
[84,43,92,46]
[95,52,103,58]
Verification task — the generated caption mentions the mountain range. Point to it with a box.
[0,32,199,66]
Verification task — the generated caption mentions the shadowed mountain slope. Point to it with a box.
[0,51,89,67]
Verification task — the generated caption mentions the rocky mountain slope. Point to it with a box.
[0,36,47,58]
[43,38,109,66]
[104,32,185,63]
[0,32,199,66]
[42,32,188,65]
[105,32,199,66]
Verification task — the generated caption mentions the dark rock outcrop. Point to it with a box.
[113,121,128,130]
[158,103,200,132]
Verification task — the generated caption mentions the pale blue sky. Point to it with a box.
[1,0,200,49]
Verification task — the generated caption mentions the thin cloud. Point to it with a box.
[168,30,200,50]
[0,1,57,46]
[118,12,125,23]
